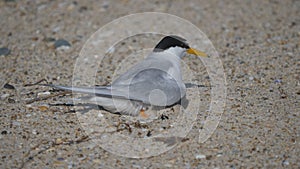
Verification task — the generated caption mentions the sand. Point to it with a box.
[0,0,299,168]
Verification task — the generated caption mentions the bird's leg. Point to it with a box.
[139,107,149,118]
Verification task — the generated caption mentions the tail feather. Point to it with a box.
[42,84,130,100]
[42,84,112,95]
[42,84,142,115]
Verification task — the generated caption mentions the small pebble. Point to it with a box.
[0,47,10,56]
[146,130,152,137]
[1,130,8,135]
[97,113,104,118]
[57,157,65,161]
[52,26,60,33]
[195,154,206,159]
[282,160,289,166]
[3,83,15,90]
[7,98,15,103]
[26,104,33,108]
[274,79,282,83]
[68,162,74,169]
[32,129,37,135]
[67,4,76,11]
[54,39,71,49]
[102,1,109,9]
[132,164,141,168]
[93,159,101,164]
[100,1,109,11]
[286,52,293,56]
[0,94,10,100]
[12,121,20,126]
[161,114,169,120]
[37,91,51,97]
[56,138,63,144]
[38,105,49,111]
[249,76,254,81]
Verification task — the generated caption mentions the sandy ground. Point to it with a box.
[0,0,299,168]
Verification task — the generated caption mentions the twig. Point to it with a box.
[24,79,48,87]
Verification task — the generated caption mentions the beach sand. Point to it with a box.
[0,0,299,168]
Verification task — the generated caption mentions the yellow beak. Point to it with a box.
[186,48,207,57]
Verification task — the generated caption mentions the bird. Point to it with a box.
[45,35,207,118]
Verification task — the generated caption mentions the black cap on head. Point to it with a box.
[153,35,190,52]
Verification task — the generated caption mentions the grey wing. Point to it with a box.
[112,68,184,106]
[111,56,173,86]
[43,84,143,115]
[43,84,132,100]
[44,69,184,106]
